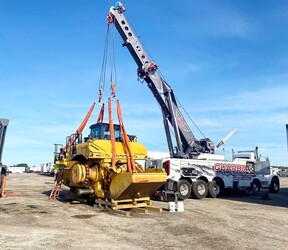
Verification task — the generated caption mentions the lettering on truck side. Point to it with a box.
[214,163,254,174]
[214,163,256,181]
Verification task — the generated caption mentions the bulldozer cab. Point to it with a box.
[90,123,120,141]
[89,123,136,142]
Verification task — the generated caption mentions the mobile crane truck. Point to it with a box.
[108,2,279,200]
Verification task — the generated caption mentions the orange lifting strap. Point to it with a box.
[108,98,136,173]
[116,100,136,173]
[63,102,96,152]
[117,100,136,172]
[97,104,105,123]
[108,98,116,167]
[78,102,96,132]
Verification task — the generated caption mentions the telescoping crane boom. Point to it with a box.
[108,2,215,159]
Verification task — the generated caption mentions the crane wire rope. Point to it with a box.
[98,25,110,103]
[110,24,118,86]
[109,23,118,98]
[175,97,206,139]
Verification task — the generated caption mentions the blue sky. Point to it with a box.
[1,0,288,167]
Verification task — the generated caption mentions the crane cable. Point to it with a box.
[98,23,118,103]
[98,25,110,103]
[176,97,206,139]
[109,20,117,98]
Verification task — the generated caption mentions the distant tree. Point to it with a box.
[16,163,28,168]
[271,165,288,169]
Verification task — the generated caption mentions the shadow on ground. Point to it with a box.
[218,187,288,208]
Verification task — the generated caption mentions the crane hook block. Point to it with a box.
[110,83,117,98]
[107,13,113,25]
[98,88,103,103]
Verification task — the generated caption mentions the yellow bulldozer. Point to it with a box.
[54,102,166,209]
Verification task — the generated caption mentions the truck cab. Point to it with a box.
[232,148,280,193]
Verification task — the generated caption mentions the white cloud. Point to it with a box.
[192,85,288,113]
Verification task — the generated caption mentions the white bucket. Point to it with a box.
[168,201,176,212]
[176,201,184,212]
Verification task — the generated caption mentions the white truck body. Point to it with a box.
[165,156,254,189]
[146,150,280,200]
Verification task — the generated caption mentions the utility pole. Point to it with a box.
[286,124,288,152]
[0,118,9,197]
[0,119,9,163]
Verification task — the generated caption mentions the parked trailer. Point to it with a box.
[40,162,54,175]
[8,167,25,174]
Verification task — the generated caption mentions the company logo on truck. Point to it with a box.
[175,109,190,132]
[214,163,254,174]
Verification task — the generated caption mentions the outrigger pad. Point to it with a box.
[109,171,167,200]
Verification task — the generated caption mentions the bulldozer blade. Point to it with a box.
[109,172,167,201]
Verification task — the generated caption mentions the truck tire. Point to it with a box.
[177,180,191,200]
[269,178,280,193]
[192,180,208,199]
[208,180,222,198]
[251,179,261,192]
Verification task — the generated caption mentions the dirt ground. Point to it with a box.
[0,174,288,250]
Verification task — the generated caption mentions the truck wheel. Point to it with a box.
[269,178,280,193]
[177,180,191,200]
[192,180,208,199]
[251,179,261,192]
[208,180,222,198]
